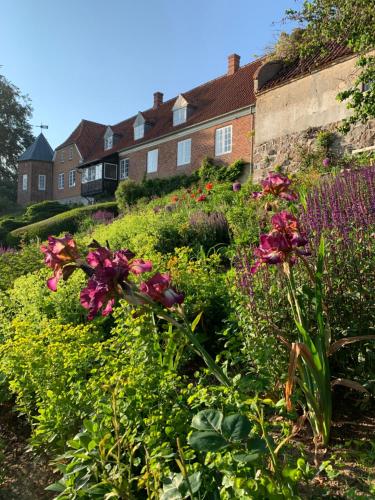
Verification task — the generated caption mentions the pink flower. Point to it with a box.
[251,211,310,273]
[140,273,184,308]
[40,234,80,291]
[322,158,330,167]
[232,182,241,192]
[251,191,263,199]
[260,172,298,201]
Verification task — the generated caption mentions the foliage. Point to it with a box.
[8,201,118,245]
[285,0,375,132]
[0,200,72,245]
[115,173,198,210]
[0,241,43,291]
[198,157,245,183]
[0,73,34,210]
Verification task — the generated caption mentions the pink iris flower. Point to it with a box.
[232,182,241,192]
[80,247,152,319]
[140,273,184,308]
[251,211,310,273]
[40,234,80,291]
[260,172,298,201]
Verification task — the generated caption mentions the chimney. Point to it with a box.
[153,91,163,109]
[228,53,240,75]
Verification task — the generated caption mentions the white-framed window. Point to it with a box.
[22,174,28,191]
[81,164,103,183]
[69,146,73,160]
[173,107,187,126]
[215,125,232,156]
[104,136,113,150]
[147,149,158,173]
[177,139,191,166]
[104,163,117,180]
[119,158,129,179]
[58,172,64,190]
[38,174,46,191]
[134,125,144,140]
[60,150,65,163]
[69,169,76,188]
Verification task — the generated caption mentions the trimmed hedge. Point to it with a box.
[0,201,73,246]
[9,202,118,245]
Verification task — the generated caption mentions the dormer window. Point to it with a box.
[104,136,113,150]
[104,127,114,150]
[172,94,191,127]
[173,107,187,126]
[133,112,147,141]
[134,125,144,140]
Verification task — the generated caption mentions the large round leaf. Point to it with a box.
[221,414,251,441]
[191,409,223,432]
[188,431,228,452]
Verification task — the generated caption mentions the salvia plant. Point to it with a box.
[247,171,375,446]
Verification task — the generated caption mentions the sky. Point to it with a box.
[0,0,298,149]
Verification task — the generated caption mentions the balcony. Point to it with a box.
[80,162,118,198]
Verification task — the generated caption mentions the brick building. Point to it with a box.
[17,54,260,204]
[17,47,374,205]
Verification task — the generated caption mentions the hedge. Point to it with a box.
[9,202,118,245]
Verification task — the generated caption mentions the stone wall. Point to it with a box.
[252,119,375,180]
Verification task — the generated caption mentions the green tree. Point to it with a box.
[285,0,375,132]
[0,72,34,210]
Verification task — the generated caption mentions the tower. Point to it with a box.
[17,133,54,206]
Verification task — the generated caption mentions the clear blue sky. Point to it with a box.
[1,0,298,149]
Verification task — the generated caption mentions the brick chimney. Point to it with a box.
[153,91,163,109]
[228,54,240,75]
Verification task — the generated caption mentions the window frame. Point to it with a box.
[22,174,28,191]
[104,162,117,180]
[177,138,192,166]
[58,172,65,190]
[68,169,76,188]
[119,158,129,180]
[69,146,73,160]
[60,150,65,163]
[104,136,113,150]
[173,107,187,126]
[215,125,232,156]
[134,125,144,140]
[81,164,103,184]
[147,149,158,173]
[38,174,46,191]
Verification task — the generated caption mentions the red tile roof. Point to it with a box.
[78,58,262,166]
[56,119,107,159]
[259,43,353,92]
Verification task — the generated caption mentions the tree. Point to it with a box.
[0,72,34,209]
[285,0,375,132]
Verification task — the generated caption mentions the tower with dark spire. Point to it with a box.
[17,133,54,206]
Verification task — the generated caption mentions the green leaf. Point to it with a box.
[191,409,223,432]
[187,471,202,494]
[45,481,66,493]
[191,311,203,332]
[233,452,261,463]
[188,431,228,452]
[222,414,251,441]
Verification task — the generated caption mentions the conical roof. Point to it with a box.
[18,133,54,162]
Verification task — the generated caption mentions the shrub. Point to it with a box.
[0,242,43,292]
[184,210,231,253]
[24,200,72,222]
[8,202,118,245]
[198,157,245,182]
[115,173,198,210]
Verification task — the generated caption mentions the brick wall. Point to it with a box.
[121,114,254,182]
[53,144,83,201]
[17,160,53,206]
